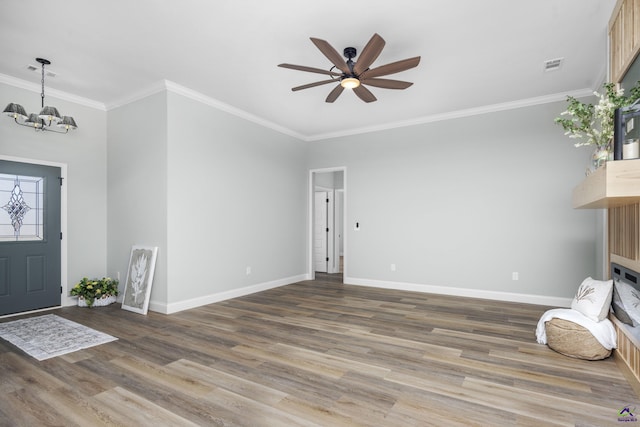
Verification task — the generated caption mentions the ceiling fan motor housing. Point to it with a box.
[343,47,358,76]
[343,47,357,59]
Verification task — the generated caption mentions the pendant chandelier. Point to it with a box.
[3,58,77,133]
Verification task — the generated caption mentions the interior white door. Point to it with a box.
[314,191,328,272]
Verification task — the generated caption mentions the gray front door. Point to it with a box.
[0,160,61,316]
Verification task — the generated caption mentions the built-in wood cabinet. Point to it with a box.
[572,159,640,209]
[610,0,640,83]
[572,159,640,271]
[610,203,640,273]
[573,157,640,389]
[602,0,640,395]
[605,1,640,273]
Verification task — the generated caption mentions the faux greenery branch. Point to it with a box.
[555,82,640,149]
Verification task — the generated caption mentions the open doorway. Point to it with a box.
[309,168,345,282]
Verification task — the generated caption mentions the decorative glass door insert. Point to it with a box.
[0,173,44,241]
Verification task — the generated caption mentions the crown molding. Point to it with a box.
[159,83,594,143]
[307,88,595,142]
[0,73,105,111]
[106,80,306,141]
[162,80,307,141]
[1,71,597,142]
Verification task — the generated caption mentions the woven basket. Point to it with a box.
[77,295,117,308]
[545,318,611,360]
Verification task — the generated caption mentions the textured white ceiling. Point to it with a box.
[0,0,616,140]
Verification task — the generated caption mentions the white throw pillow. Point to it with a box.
[570,277,613,322]
[613,279,640,326]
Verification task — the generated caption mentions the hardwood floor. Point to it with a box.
[0,278,637,426]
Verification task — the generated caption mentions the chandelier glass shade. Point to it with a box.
[3,58,77,133]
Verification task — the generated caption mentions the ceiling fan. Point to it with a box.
[278,33,420,103]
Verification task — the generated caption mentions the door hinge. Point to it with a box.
[326,227,329,232]
[58,176,64,186]
[60,232,63,240]
[326,198,329,203]
[326,257,329,262]
[60,286,63,294]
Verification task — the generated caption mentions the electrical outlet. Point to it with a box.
[246,266,252,275]
[390,263,396,271]
[512,272,519,280]
[117,271,120,281]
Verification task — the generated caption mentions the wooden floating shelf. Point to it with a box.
[572,159,640,209]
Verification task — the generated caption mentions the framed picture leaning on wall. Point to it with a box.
[121,245,158,315]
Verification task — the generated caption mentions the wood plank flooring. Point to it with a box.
[0,277,638,426]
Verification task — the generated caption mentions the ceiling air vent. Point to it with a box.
[543,58,564,72]
[26,63,56,78]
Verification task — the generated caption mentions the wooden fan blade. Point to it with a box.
[360,56,421,79]
[292,79,338,91]
[310,37,350,74]
[278,63,342,77]
[360,78,413,89]
[325,84,345,103]
[353,85,377,103]
[353,33,385,75]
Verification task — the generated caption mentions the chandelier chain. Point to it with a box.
[40,61,45,109]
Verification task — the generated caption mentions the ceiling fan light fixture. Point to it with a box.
[341,77,360,89]
[280,34,419,103]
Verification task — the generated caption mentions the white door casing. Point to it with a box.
[314,191,328,273]
[308,167,346,280]
[335,189,344,271]
[326,191,335,274]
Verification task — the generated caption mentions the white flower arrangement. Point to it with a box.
[555,82,640,150]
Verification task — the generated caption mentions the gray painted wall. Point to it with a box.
[107,91,169,306]
[307,100,596,299]
[0,79,603,312]
[165,91,308,306]
[0,82,108,298]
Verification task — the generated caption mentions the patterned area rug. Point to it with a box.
[0,314,117,361]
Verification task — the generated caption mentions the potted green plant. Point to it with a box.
[70,277,119,308]
[555,82,640,171]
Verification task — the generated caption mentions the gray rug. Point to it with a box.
[0,314,117,361]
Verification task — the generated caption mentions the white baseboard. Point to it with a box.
[344,276,572,308]
[63,296,77,307]
[150,274,311,314]
[146,273,570,315]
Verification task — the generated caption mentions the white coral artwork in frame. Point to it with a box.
[122,246,158,315]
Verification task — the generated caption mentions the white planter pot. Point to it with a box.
[77,295,117,308]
